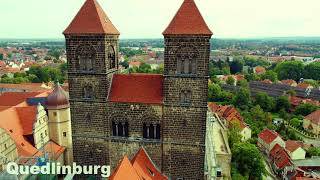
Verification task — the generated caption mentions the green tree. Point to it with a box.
[275,61,304,81]
[232,142,266,179]
[233,87,251,110]
[119,60,129,69]
[276,96,291,112]
[304,62,320,80]
[254,92,275,112]
[0,53,3,60]
[261,70,278,82]
[290,118,302,128]
[230,60,244,74]
[306,147,320,157]
[237,79,249,88]
[228,121,242,149]
[226,76,235,85]
[294,103,318,116]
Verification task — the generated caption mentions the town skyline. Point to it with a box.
[1,0,320,39]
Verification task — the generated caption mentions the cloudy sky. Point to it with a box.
[1,0,319,39]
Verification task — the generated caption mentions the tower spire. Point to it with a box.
[64,0,120,35]
[163,0,212,35]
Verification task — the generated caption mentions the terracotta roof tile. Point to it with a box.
[258,129,279,144]
[270,144,292,169]
[64,0,120,35]
[163,0,212,35]
[286,140,303,153]
[15,106,37,135]
[305,110,320,125]
[109,156,142,180]
[108,74,163,104]
[131,147,168,180]
[0,92,41,106]
[281,79,297,86]
[297,82,313,89]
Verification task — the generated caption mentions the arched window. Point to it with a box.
[76,45,96,72]
[176,47,197,75]
[86,113,92,123]
[180,90,191,104]
[143,123,160,140]
[83,85,94,99]
[108,46,116,69]
[111,121,129,137]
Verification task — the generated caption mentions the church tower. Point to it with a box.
[63,0,120,170]
[162,0,213,179]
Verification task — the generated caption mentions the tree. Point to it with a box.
[228,121,242,148]
[251,105,267,123]
[276,96,291,112]
[233,87,251,110]
[261,70,278,82]
[226,76,235,85]
[306,147,320,157]
[0,53,3,60]
[294,104,318,116]
[119,60,129,69]
[254,92,275,112]
[237,79,249,88]
[290,118,302,128]
[230,60,244,74]
[232,142,266,179]
[304,62,320,80]
[275,61,304,81]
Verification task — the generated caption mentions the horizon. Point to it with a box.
[1,0,320,39]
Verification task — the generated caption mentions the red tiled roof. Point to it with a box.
[281,79,297,86]
[131,147,168,180]
[258,129,279,144]
[290,96,303,106]
[262,79,273,84]
[0,83,50,92]
[0,92,41,106]
[16,106,37,135]
[297,83,313,89]
[270,144,292,169]
[305,110,320,125]
[0,107,38,157]
[64,0,120,35]
[254,66,266,74]
[286,140,303,153]
[129,61,142,67]
[296,178,320,180]
[163,0,212,35]
[270,144,283,157]
[109,156,142,180]
[108,74,163,104]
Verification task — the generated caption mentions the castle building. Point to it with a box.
[64,0,213,179]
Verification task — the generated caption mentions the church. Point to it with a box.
[63,0,213,179]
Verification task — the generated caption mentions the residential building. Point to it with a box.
[285,140,306,160]
[208,102,251,141]
[258,129,285,153]
[303,110,320,135]
[0,128,18,172]
[281,79,298,87]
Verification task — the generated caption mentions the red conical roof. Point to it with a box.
[64,0,120,35]
[163,0,213,35]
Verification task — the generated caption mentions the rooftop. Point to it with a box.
[108,74,163,104]
[258,129,280,144]
[64,0,120,35]
[163,0,212,35]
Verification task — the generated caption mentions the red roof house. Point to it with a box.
[258,129,285,153]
